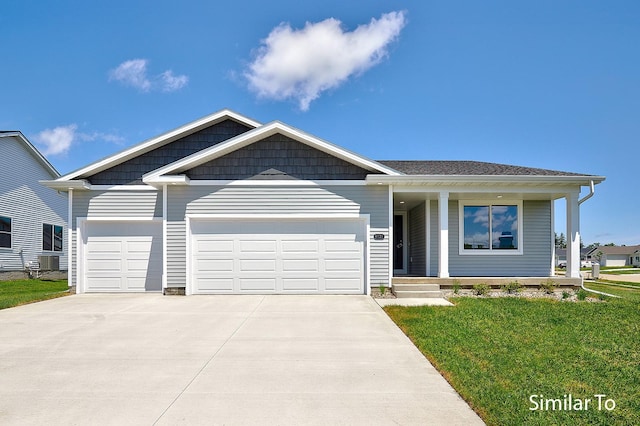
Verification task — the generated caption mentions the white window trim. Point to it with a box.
[458,200,523,256]
[42,222,64,253]
[0,215,11,250]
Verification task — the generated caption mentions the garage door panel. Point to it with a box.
[239,278,276,291]
[325,278,361,291]
[191,219,364,294]
[282,259,319,272]
[196,239,234,253]
[86,277,122,291]
[282,278,319,291]
[239,259,276,272]
[239,240,276,253]
[196,259,234,272]
[197,278,234,292]
[325,258,362,272]
[282,240,319,253]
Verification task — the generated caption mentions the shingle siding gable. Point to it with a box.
[186,134,374,180]
[87,119,252,185]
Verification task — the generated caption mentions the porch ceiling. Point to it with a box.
[393,191,559,211]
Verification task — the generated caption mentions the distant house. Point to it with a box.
[593,245,640,267]
[555,248,591,267]
[632,249,640,268]
[0,132,67,274]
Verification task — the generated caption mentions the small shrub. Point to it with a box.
[379,285,387,296]
[562,290,570,300]
[501,280,522,294]
[539,279,557,294]
[577,289,588,301]
[473,283,490,296]
[452,280,461,295]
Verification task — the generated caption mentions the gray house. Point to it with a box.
[0,132,67,275]
[43,110,604,294]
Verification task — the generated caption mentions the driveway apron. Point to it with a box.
[0,294,483,425]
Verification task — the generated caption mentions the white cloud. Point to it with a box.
[245,11,407,111]
[109,59,188,92]
[159,70,189,92]
[35,124,78,156]
[109,59,152,92]
[35,125,124,156]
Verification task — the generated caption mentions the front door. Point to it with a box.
[393,213,407,274]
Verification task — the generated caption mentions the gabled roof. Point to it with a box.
[593,245,640,256]
[0,131,60,178]
[143,121,401,183]
[57,109,261,181]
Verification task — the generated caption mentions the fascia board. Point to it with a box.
[144,121,402,180]
[366,175,606,186]
[1,132,60,178]
[57,109,261,181]
[40,179,91,191]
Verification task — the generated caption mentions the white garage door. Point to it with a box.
[83,221,162,292]
[190,219,365,294]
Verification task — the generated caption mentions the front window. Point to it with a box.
[43,224,63,252]
[461,202,522,254]
[0,216,11,248]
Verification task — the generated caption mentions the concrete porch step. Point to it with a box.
[393,290,444,299]
[392,282,443,298]
[393,283,441,292]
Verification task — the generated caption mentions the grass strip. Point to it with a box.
[0,279,70,310]
[385,297,640,425]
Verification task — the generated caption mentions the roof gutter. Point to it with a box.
[578,179,596,205]
[366,175,606,186]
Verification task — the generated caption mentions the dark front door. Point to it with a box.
[394,214,404,271]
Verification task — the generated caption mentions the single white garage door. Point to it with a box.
[83,221,162,292]
[190,219,365,294]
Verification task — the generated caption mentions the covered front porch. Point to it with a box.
[371,176,595,287]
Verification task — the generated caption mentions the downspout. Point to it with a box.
[578,180,595,205]
[575,180,619,297]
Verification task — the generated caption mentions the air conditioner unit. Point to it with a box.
[38,255,60,271]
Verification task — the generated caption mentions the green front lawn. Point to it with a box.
[385,296,640,425]
[0,279,69,310]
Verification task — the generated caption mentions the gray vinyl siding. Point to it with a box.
[449,200,552,276]
[408,202,426,276]
[0,136,67,272]
[166,184,390,289]
[70,190,162,284]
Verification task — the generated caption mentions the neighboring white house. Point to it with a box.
[0,131,67,273]
[593,245,640,267]
[43,110,604,294]
[633,250,640,267]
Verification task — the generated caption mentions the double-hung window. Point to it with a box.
[43,223,63,252]
[0,216,11,249]
[460,201,522,255]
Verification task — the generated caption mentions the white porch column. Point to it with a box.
[438,191,450,278]
[566,192,581,278]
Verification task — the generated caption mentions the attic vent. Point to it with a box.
[248,168,296,180]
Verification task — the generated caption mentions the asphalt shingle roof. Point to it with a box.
[376,160,592,177]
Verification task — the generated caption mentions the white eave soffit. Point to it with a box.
[142,121,402,183]
[56,109,262,182]
[365,174,606,187]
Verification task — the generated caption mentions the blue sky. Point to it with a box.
[2,1,638,245]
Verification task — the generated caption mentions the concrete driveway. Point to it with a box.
[0,295,483,425]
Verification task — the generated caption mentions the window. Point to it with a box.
[460,202,522,254]
[0,216,11,248]
[43,224,63,252]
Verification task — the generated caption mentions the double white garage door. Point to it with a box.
[190,219,365,294]
[82,219,365,294]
